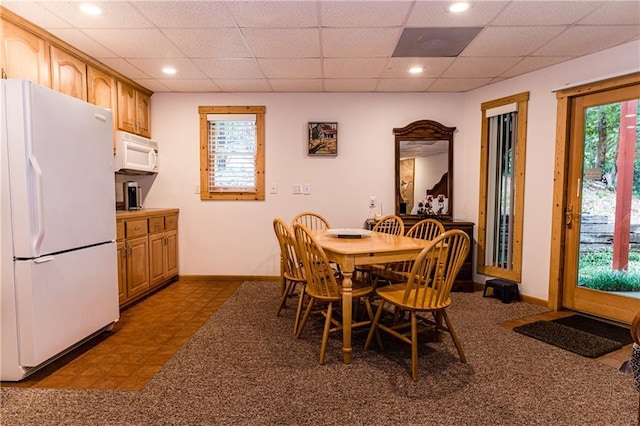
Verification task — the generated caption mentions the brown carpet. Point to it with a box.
[1,281,637,425]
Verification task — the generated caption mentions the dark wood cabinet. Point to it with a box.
[366,217,475,292]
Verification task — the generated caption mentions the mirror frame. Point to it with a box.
[393,119,456,219]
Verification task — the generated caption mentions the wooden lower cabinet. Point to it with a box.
[116,209,179,308]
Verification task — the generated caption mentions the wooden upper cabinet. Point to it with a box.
[0,19,50,86]
[50,46,87,101]
[136,91,151,138]
[117,80,151,138]
[87,65,116,110]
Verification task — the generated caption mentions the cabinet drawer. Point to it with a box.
[126,219,148,238]
[116,220,125,240]
[165,214,178,231]
[148,217,165,234]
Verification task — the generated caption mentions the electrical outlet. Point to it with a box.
[369,196,376,208]
[293,184,303,194]
[302,183,311,195]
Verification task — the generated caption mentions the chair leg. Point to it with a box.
[319,302,333,365]
[292,285,306,335]
[363,297,383,349]
[275,280,293,316]
[365,300,386,351]
[441,310,466,363]
[296,296,316,338]
[411,311,419,382]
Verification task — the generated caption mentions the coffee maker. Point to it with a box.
[124,181,142,210]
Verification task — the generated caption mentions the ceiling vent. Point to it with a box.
[392,27,483,57]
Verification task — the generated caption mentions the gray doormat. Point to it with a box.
[513,320,623,358]
[551,314,633,345]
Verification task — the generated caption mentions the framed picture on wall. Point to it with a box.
[308,122,338,156]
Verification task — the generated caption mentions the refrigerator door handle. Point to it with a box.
[29,155,45,256]
[33,255,54,264]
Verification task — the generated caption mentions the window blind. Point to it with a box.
[207,119,257,192]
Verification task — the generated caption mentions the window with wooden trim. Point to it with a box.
[198,106,265,200]
[477,92,529,282]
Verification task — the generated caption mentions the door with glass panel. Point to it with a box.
[563,84,640,323]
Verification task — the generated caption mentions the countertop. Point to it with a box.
[115,208,179,219]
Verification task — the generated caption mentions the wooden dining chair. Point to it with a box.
[373,218,446,286]
[291,211,331,230]
[364,229,470,381]
[293,223,379,364]
[357,214,405,283]
[273,218,307,335]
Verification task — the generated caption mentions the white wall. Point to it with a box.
[145,40,639,300]
[145,92,464,276]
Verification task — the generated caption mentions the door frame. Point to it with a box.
[549,71,640,322]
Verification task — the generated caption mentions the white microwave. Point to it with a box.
[114,131,159,175]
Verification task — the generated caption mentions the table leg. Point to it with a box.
[341,268,353,364]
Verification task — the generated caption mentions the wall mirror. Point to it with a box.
[393,120,456,219]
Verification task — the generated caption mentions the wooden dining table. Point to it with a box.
[314,229,432,364]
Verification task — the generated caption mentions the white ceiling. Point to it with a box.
[4,0,640,93]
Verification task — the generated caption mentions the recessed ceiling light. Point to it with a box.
[162,67,177,75]
[79,3,102,16]
[449,2,470,13]
[409,67,424,74]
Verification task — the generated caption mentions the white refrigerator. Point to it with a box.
[1,79,119,381]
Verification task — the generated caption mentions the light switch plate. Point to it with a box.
[302,183,311,195]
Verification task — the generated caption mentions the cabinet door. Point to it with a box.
[50,46,87,100]
[117,80,137,134]
[148,232,166,287]
[126,235,150,298]
[0,19,50,86]
[117,240,127,304]
[87,66,116,111]
[136,90,151,138]
[165,230,179,278]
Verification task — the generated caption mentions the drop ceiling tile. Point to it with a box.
[83,29,184,58]
[428,78,494,92]
[320,1,411,27]
[376,78,434,92]
[324,58,388,79]
[461,26,566,57]
[535,25,640,57]
[492,1,600,25]
[163,28,251,58]
[323,28,400,58]
[324,79,378,92]
[213,79,273,92]
[192,58,264,79]
[132,1,236,28]
[97,58,151,80]
[47,29,117,59]
[243,28,320,58]
[406,1,508,27]
[382,58,455,78]
[257,58,322,79]
[2,1,72,28]
[499,56,572,78]
[580,1,640,25]
[227,1,318,28]
[39,1,153,29]
[443,57,522,78]
[269,79,323,92]
[393,27,482,58]
[151,79,221,93]
[126,58,207,79]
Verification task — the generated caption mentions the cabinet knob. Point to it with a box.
[134,226,140,230]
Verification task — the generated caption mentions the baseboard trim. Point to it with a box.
[179,275,279,282]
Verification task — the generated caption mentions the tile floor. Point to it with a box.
[1,279,241,390]
[2,281,631,390]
